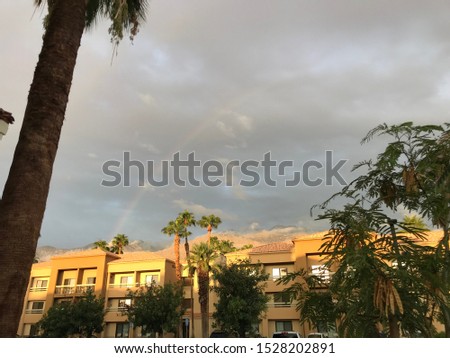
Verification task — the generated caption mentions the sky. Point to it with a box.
[1,1,450,249]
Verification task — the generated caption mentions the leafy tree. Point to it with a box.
[309,200,442,337]
[38,290,105,337]
[212,259,269,337]
[126,282,184,337]
[311,122,450,336]
[189,242,218,337]
[0,0,149,336]
[277,269,337,335]
[197,215,222,246]
[362,123,449,335]
[162,220,185,281]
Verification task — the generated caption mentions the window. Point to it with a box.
[27,301,44,314]
[311,265,331,282]
[118,298,132,311]
[275,321,293,332]
[273,292,291,307]
[120,276,133,288]
[145,274,158,285]
[63,278,76,286]
[182,277,193,286]
[115,323,130,338]
[59,278,76,294]
[182,298,193,310]
[29,324,39,337]
[87,277,96,285]
[272,267,288,281]
[31,278,48,291]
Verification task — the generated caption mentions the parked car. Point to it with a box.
[209,330,236,338]
[272,331,302,338]
[307,332,327,338]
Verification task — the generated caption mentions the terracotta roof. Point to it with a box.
[249,241,294,254]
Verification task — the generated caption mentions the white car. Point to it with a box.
[307,332,327,338]
[272,331,302,338]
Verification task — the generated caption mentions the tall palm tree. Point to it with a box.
[197,215,222,246]
[176,211,196,336]
[178,210,196,259]
[189,242,218,338]
[111,233,129,254]
[162,220,184,281]
[0,0,149,337]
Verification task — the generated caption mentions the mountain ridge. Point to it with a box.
[35,226,309,262]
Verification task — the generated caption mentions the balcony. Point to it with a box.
[30,286,48,293]
[55,285,76,295]
[75,284,96,294]
[267,302,296,308]
[106,306,129,313]
[25,308,44,314]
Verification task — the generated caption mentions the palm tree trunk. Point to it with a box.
[174,234,181,280]
[198,270,209,337]
[0,0,87,337]
[388,315,400,338]
[207,225,212,247]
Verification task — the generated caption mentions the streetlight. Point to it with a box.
[0,108,14,140]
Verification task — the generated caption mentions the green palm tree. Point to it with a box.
[111,234,129,255]
[0,0,149,336]
[189,242,218,338]
[176,211,196,336]
[176,211,196,266]
[93,240,111,252]
[197,215,222,246]
[162,220,184,281]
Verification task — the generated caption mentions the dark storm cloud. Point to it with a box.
[1,1,450,248]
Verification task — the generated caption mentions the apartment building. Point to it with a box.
[18,249,177,338]
[17,230,444,338]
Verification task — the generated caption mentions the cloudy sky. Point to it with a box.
[1,1,450,249]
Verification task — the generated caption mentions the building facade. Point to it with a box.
[17,230,444,338]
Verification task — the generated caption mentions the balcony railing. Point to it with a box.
[25,308,44,314]
[55,285,76,295]
[108,283,135,289]
[75,284,95,294]
[55,284,96,295]
[267,302,296,308]
[30,286,48,292]
[106,306,129,312]
[108,282,160,289]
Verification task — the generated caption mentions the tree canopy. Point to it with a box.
[212,259,269,337]
[125,282,184,337]
[37,290,105,337]
[303,122,450,337]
